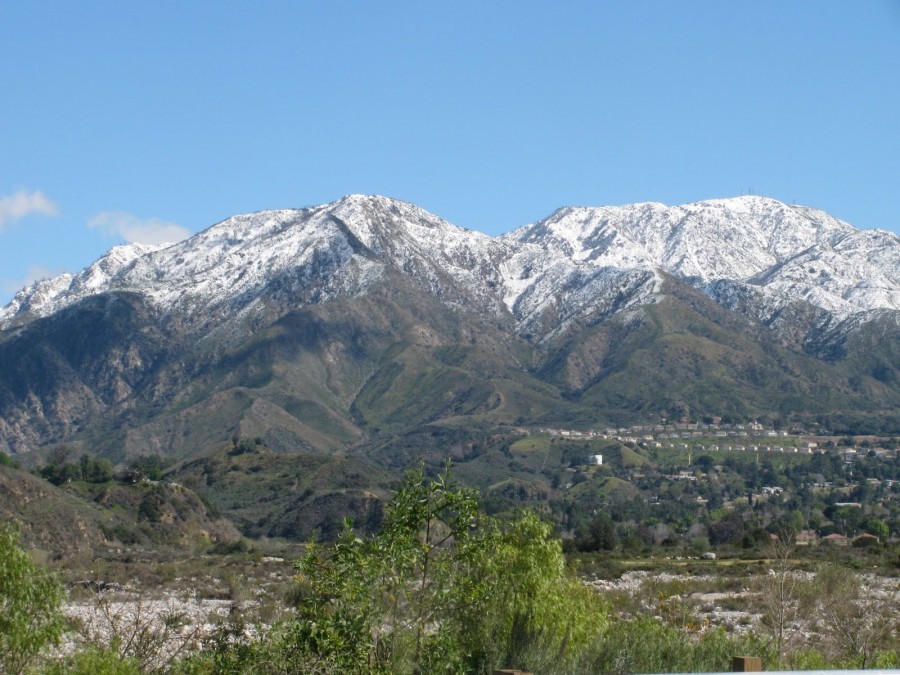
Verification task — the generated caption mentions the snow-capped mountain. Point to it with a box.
[503,196,899,330]
[0,242,164,324]
[1,194,899,458]
[0,196,512,331]
[3,194,897,340]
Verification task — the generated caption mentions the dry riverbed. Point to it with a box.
[54,557,899,667]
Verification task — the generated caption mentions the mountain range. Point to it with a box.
[1,194,899,464]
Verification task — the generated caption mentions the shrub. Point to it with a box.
[0,450,21,469]
[0,523,65,674]
[287,463,608,673]
[43,646,141,675]
[590,618,771,674]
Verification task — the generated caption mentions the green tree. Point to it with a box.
[127,454,166,482]
[694,454,715,473]
[289,463,607,673]
[39,460,80,485]
[708,510,745,546]
[576,512,619,552]
[863,517,890,543]
[78,454,114,483]
[0,523,65,674]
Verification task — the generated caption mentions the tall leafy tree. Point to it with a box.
[0,523,64,674]
[290,463,607,673]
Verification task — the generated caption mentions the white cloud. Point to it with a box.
[0,190,59,230]
[88,210,191,246]
[1,264,65,297]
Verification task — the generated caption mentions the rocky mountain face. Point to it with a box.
[1,194,898,459]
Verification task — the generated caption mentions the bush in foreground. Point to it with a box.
[0,523,64,674]
[281,463,607,673]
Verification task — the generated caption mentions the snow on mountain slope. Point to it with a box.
[505,196,899,324]
[0,243,164,325]
[743,230,900,316]
[509,196,857,282]
[496,231,662,341]
[0,196,510,331]
[325,195,512,315]
[1,195,897,338]
[122,207,368,313]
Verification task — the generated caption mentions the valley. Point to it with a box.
[1,194,898,671]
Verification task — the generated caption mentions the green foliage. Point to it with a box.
[0,450,21,469]
[168,450,391,541]
[138,487,165,522]
[172,619,341,675]
[863,516,890,542]
[39,460,81,485]
[42,646,142,675]
[708,510,746,546]
[288,463,607,673]
[472,512,608,672]
[229,437,264,456]
[590,617,770,674]
[80,453,115,482]
[694,454,715,472]
[806,563,899,667]
[39,453,114,485]
[0,523,65,674]
[786,648,900,671]
[127,454,167,481]
[574,512,619,552]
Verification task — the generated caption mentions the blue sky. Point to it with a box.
[2,1,899,303]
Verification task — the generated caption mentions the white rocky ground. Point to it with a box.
[54,564,898,667]
[585,567,898,643]
[62,590,238,670]
[57,557,293,670]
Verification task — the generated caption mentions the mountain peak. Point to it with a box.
[0,241,165,326]
[1,196,897,336]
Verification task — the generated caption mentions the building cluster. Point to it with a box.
[545,421,796,442]
[541,423,898,464]
[794,530,882,547]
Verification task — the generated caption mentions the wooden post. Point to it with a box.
[732,655,762,672]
